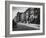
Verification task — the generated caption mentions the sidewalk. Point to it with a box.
[17,22,40,30]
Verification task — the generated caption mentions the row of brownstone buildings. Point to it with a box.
[14,8,40,24]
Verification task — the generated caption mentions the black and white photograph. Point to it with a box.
[9,4,43,34]
[12,7,40,31]
[9,3,44,35]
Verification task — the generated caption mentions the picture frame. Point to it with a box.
[5,1,45,37]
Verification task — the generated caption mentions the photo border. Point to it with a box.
[10,4,43,34]
[5,1,45,37]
